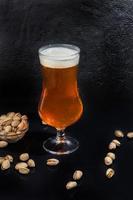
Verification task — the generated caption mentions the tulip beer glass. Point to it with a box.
[38,44,83,155]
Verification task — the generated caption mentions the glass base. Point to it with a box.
[43,136,79,155]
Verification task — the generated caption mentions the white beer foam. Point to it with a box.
[39,47,79,68]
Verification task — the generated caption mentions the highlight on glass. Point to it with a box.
[38,44,83,155]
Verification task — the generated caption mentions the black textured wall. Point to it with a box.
[0,0,133,112]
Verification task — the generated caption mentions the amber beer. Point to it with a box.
[38,45,83,129]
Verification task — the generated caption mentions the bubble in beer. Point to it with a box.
[39,46,80,68]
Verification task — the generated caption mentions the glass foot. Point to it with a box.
[43,136,79,155]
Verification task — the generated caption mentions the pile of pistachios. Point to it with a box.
[0,153,35,174]
[0,112,29,143]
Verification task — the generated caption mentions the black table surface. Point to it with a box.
[1,0,133,199]
[0,98,133,200]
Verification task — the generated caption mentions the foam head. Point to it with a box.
[39,45,80,68]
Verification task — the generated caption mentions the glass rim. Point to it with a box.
[38,44,80,61]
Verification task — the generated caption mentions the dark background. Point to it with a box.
[0,0,133,199]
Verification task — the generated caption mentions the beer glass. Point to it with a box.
[38,44,83,155]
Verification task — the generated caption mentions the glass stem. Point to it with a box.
[56,129,66,143]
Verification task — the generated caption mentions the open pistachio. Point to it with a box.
[106,168,115,178]
[107,152,116,160]
[66,181,77,190]
[104,156,113,166]
[127,132,133,138]
[46,158,59,166]
[112,139,121,146]
[19,153,29,161]
[1,159,10,170]
[0,141,8,148]
[108,142,116,150]
[27,159,35,168]
[114,130,124,138]
[73,170,83,180]
[15,162,28,170]
[5,155,13,162]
